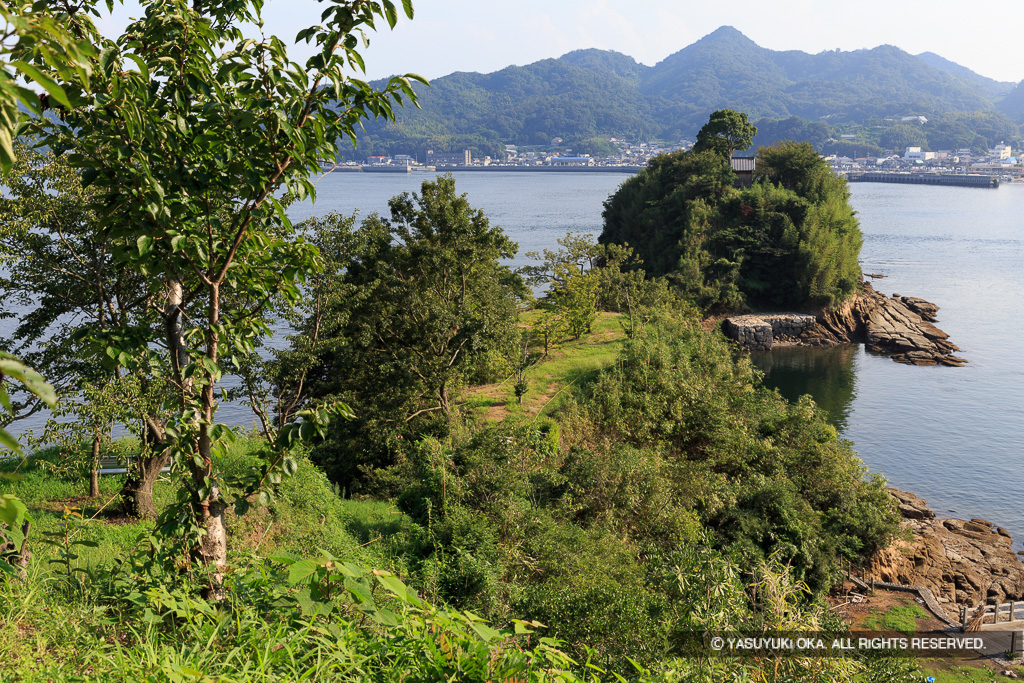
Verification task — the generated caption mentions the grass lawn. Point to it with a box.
[465,310,627,422]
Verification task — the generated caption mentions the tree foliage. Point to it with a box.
[280,176,527,487]
[601,117,863,312]
[693,109,757,158]
[12,0,424,590]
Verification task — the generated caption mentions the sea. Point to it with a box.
[8,170,1024,546]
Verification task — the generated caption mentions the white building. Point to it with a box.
[904,147,936,161]
[993,143,1012,160]
[901,115,928,124]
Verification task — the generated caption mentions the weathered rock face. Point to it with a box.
[789,284,965,366]
[870,489,1024,609]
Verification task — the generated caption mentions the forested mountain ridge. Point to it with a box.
[355,26,1021,159]
[915,50,1015,98]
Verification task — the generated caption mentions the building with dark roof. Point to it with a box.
[730,156,756,188]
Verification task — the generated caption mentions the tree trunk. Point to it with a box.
[1,519,32,583]
[88,430,101,498]
[121,449,171,520]
[196,485,227,601]
[193,280,227,599]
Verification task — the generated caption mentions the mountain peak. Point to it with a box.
[698,26,756,45]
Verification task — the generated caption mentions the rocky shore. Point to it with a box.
[870,488,1024,609]
[723,283,967,366]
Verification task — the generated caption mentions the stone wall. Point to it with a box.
[721,285,967,367]
[722,313,818,351]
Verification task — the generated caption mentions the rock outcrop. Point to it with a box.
[870,489,1024,609]
[724,283,966,366]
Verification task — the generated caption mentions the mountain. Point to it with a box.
[355,27,1019,158]
[916,51,1015,98]
[997,81,1024,123]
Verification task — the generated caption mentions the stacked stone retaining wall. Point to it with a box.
[722,314,818,351]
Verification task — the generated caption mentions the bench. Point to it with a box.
[97,455,171,476]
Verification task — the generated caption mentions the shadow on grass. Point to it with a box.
[340,500,411,545]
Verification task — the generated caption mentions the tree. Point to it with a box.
[878,123,926,152]
[600,149,735,280]
[693,109,757,158]
[0,145,166,506]
[602,123,862,312]
[291,176,527,487]
[0,0,92,582]
[0,353,55,581]
[18,0,424,595]
[754,141,863,307]
[550,264,598,340]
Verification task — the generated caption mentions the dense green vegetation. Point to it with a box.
[356,26,1022,159]
[0,4,949,682]
[601,133,862,312]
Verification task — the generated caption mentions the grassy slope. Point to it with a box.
[15,314,996,680]
[0,315,635,679]
[0,439,417,577]
[2,312,627,593]
[465,311,627,422]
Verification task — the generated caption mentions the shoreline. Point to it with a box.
[722,283,966,367]
[873,488,1024,614]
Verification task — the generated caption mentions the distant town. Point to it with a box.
[825,141,1023,181]
[324,131,1024,182]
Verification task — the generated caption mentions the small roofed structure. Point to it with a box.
[730,156,756,188]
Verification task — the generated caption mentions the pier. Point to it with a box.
[848,172,999,188]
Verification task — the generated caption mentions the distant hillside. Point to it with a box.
[997,81,1024,123]
[915,51,1015,98]
[355,27,1018,159]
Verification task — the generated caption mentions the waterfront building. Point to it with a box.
[905,147,936,161]
[427,149,472,166]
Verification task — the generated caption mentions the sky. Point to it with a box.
[97,0,1024,84]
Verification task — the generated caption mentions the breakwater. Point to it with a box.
[848,172,999,188]
[328,165,642,174]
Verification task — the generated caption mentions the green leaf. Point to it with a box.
[375,573,407,600]
[468,620,501,642]
[136,235,153,256]
[381,1,398,29]
[287,559,318,585]
[123,53,149,81]
[9,62,72,108]
[372,608,399,627]
[98,47,117,78]
[345,579,374,605]
[0,429,22,454]
[401,0,414,19]
[0,494,31,527]
[297,589,333,617]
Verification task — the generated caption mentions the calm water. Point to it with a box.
[8,170,1024,546]
[755,182,1024,543]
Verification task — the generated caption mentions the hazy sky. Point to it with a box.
[98,1,1024,84]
